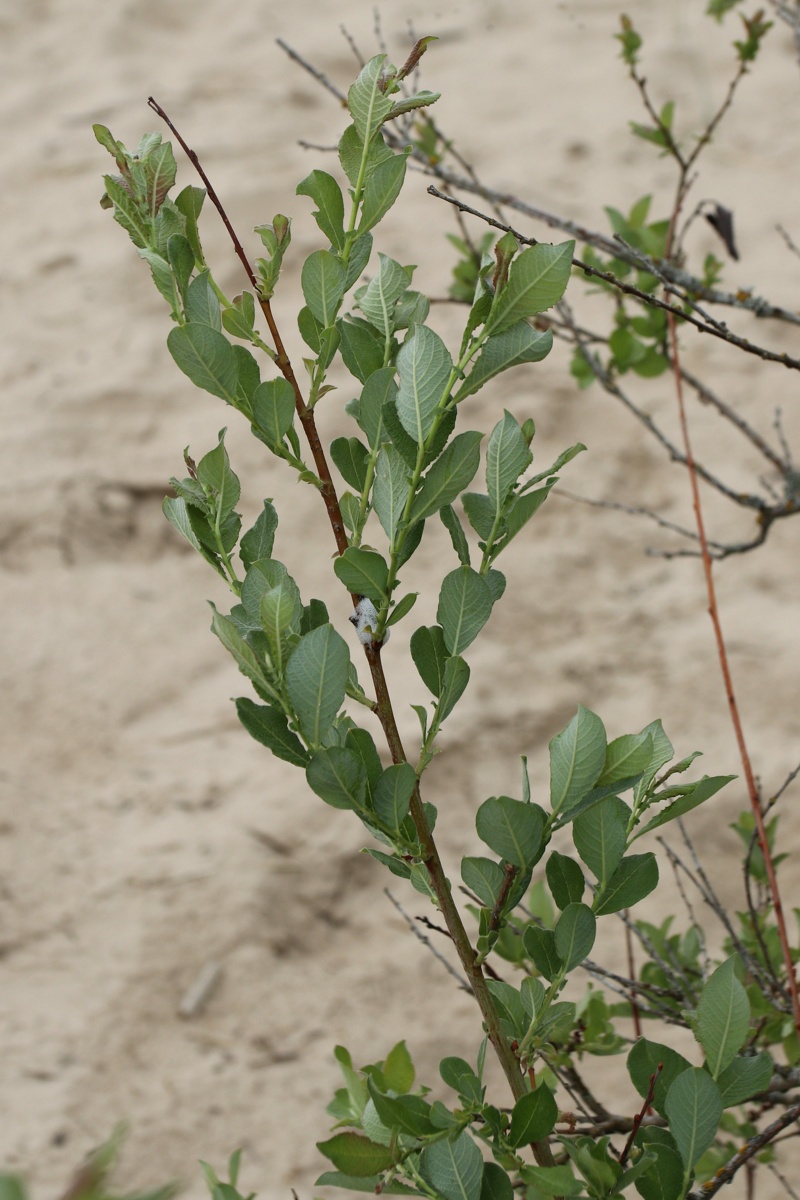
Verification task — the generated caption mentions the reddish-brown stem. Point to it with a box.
[663,218,800,1036]
[149,96,556,1169]
[623,912,643,1039]
[618,1065,661,1167]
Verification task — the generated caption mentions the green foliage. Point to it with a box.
[94,26,792,1200]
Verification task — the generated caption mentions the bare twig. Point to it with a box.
[686,1104,800,1200]
[384,888,473,994]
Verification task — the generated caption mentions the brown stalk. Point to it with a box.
[651,66,800,1035]
[148,97,556,1169]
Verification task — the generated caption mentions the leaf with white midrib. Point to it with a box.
[549,706,607,816]
[285,624,349,747]
[373,444,411,540]
[347,55,394,144]
[396,325,453,445]
[167,324,239,404]
[486,410,531,514]
[696,957,751,1079]
[420,1130,483,1200]
[437,566,492,656]
[410,431,483,523]
[664,1067,722,1175]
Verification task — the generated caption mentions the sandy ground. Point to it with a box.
[2,3,799,1199]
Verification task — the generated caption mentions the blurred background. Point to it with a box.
[1,3,799,1198]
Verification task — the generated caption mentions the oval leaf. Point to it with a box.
[476,796,546,869]
[167,323,238,404]
[508,1087,558,1149]
[437,566,493,655]
[286,624,349,747]
[664,1067,723,1171]
[696,956,751,1079]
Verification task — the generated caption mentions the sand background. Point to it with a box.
[2,2,799,1199]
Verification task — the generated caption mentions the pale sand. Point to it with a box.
[1,3,799,1198]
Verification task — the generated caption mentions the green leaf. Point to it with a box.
[358,367,395,448]
[101,174,150,248]
[508,1087,558,1148]
[550,706,607,816]
[197,432,240,518]
[139,137,177,216]
[166,233,194,299]
[628,1039,693,1118]
[485,411,532,514]
[331,436,370,492]
[358,253,412,336]
[440,1057,484,1104]
[315,1173,416,1195]
[385,88,441,121]
[554,902,596,971]
[301,249,346,328]
[137,247,181,317]
[480,1163,512,1200]
[633,1138,684,1200]
[0,1176,28,1200]
[420,1130,483,1200]
[317,1131,394,1177]
[367,1079,436,1136]
[252,378,295,445]
[410,625,448,695]
[185,270,221,329]
[597,732,654,786]
[174,184,207,265]
[344,231,374,291]
[333,548,389,605]
[167,324,239,404]
[461,857,505,907]
[594,853,658,914]
[396,325,454,445]
[240,558,292,621]
[476,796,546,870]
[522,926,562,981]
[210,609,277,700]
[572,796,629,884]
[521,1166,583,1197]
[462,493,494,540]
[387,592,418,627]
[485,241,575,335]
[339,123,394,188]
[235,698,309,767]
[440,505,471,566]
[296,169,345,251]
[222,290,257,340]
[286,624,349,747]
[716,1052,772,1107]
[410,431,483,523]
[373,444,411,540]
[500,486,554,546]
[383,1040,415,1094]
[163,496,213,561]
[374,763,416,831]
[437,656,470,723]
[437,566,493,655]
[546,852,584,909]
[339,317,385,383]
[348,55,394,144]
[696,957,751,1079]
[260,580,303,676]
[455,321,553,403]
[664,1067,723,1172]
[359,152,409,235]
[307,746,367,811]
[631,775,735,841]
